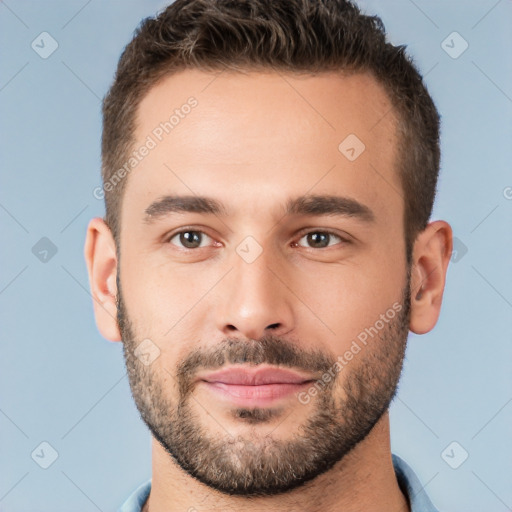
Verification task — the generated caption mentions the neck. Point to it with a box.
[143,412,409,512]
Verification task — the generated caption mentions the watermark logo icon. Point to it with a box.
[31,32,59,59]
[441,441,469,469]
[32,237,58,263]
[31,441,59,469]
[236,236,263,264]
[338,134,365,161]
[441,32,468,59]
[451,237,468,263]
[134,338,161,366]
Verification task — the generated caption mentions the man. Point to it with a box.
[84,0,452,510]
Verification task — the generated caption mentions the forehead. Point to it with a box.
[123,69,401,228]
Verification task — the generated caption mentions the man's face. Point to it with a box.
[117,70,411,495]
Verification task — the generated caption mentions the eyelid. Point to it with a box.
[165,226,218,248]
[164,227,353,250]
[294,228,352,248]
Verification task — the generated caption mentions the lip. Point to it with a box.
[198,366,316,386]
[196,365,316,407]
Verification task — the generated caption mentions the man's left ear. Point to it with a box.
[409,220,453,335]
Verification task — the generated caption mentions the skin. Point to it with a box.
[85,69,452,512]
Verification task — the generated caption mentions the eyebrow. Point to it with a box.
[143,194,375,224]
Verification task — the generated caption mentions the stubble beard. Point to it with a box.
[117,270,411,496]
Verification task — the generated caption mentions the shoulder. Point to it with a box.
[117,479,152,512]
[392,454,441,512]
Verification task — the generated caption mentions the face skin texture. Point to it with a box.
[85,69,452,512]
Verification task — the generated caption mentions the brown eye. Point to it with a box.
[168,230,211,249]
[296,231,346,249]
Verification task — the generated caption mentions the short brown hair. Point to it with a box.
[101,0,440,261]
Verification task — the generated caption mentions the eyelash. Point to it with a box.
[165,228,351,250]
[293,230,351,249]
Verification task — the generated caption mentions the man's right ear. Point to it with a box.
[84,217,122,342]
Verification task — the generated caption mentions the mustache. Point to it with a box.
[175,335,337,394]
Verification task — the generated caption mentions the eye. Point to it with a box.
[167,230,214,249]
[295,230,348,249]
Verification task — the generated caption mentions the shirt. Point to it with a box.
[118,453,439,511]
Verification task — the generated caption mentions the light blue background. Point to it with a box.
[1,1,511,511]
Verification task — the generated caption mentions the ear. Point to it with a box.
[84,217,121,342]
[409,220,453,335]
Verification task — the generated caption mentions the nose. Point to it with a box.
[214,244,295,341]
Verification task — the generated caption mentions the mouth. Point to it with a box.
[196,365,317,407]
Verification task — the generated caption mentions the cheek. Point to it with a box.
[294,259,405,342]
[122,259,232,354]
[120,262,193,334]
